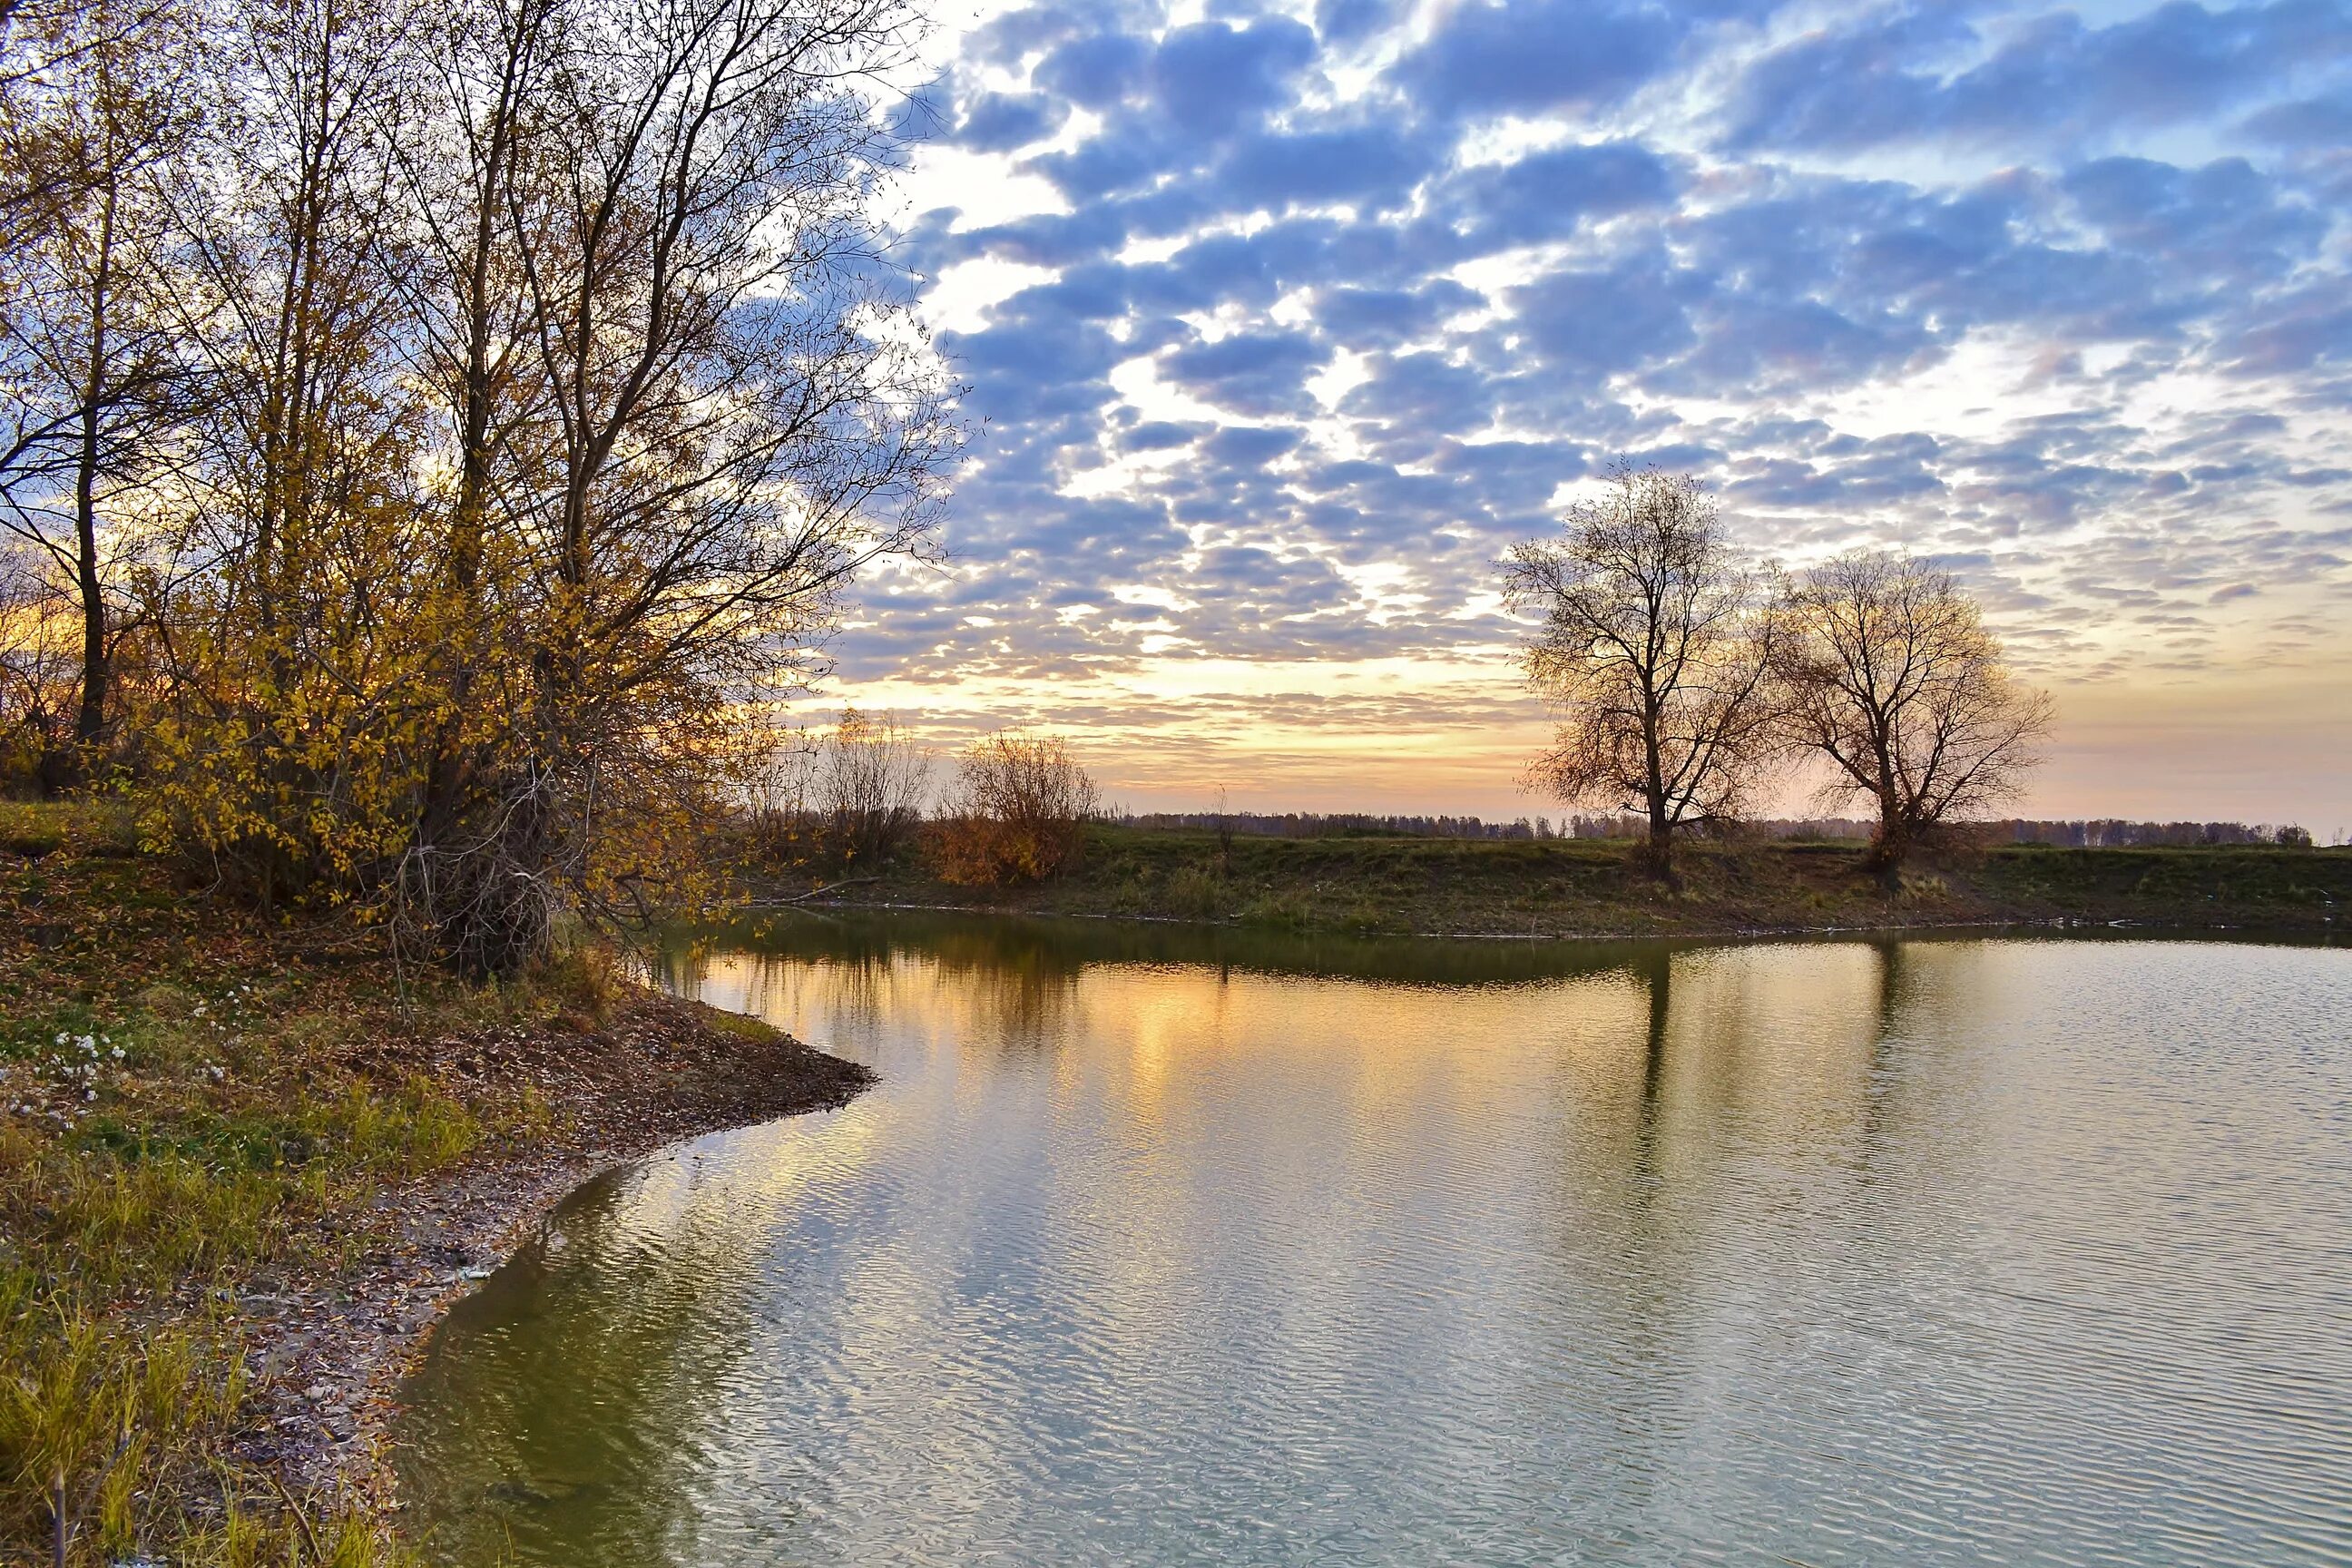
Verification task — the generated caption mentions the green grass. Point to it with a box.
[774,822,2352,937]
[0,799,596,1565]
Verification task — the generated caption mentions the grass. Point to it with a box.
[765,821,2352,938]
[0,799,602,1566]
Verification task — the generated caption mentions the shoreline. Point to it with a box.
[730,829,2350,942]
[0,794,873,1568]
[246,987,874,1515]
[5,803,2342,1563]
[766,895,2337,947]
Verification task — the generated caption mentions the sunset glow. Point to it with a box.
[804,0,2352,830]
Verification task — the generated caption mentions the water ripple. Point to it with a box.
[396,929,2352,1567]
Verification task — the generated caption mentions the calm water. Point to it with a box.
[395,918,2352,1566]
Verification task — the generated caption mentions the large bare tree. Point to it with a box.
[380,0,957,972]
[1773,551,2053,877]
[1501,465,1779,880]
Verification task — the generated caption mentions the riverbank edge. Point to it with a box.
[255,989,876,1519]
[765,896,2338,947]
[0,798,879,1563]
[732,829,2349,940]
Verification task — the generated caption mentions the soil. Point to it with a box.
[227,986,872,1511]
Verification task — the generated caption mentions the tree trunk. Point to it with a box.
[1865,798,1909,887]
[72,398,108,758]
[1642,806,1678,884]
[68,156,120,776]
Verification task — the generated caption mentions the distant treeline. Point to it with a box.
[1986,818,2318,848]
[1117,811,1643,841]
[1116,812,2324,848]
[1738,818,2319,847]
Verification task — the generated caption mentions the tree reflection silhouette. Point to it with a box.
[396,1164,771,1564]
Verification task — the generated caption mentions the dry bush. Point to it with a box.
[816,710,931,867]
[933,731,1098,887]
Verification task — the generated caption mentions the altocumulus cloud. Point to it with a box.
[835,0,2352,815]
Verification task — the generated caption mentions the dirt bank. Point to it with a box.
[741,824,2351,939]
[240,987,870,1510]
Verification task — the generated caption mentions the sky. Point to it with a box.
[818,0,2352,833]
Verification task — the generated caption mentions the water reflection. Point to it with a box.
[397,917,2352,1567]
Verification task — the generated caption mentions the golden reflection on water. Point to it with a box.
[399,923,2352,1568]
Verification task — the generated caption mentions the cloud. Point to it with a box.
[1216,122,1438,212]
[2239,89,2352,143]
[1161,330,1330,418]
[1033,30,1152,109]
[1722,2,2352,152]
[951,90,1069,152]
[1507,259,1701,377]
[1315,0,1395,47]
[1314,280,1485,351]
[1390,0,1685,123]
[1149,17,1318,138]
[1425,141,1681,254]
[855,0,2352,820]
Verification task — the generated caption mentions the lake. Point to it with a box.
[394,916,2352,1566]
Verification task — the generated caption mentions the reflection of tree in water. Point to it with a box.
[1524,941,1917,1532]
[1850,939,1908,1169]
[393,1167,766,1565]
[1491,946,1694,1539]
[684,907,1685,991]
[1637,947,1671,1149]
[688,931,1084,1056]
[892,925,1087,1054]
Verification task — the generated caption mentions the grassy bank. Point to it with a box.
[778,823,2350,937]
[0,800,867,1566]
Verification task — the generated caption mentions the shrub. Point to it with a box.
[1163,863,1226,919]
[932,732,1098,887]
[816,710,931,867]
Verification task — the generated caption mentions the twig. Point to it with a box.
[750,875,883,906]
[263,1466,327,1565]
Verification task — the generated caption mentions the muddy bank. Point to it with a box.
[231,986,871,1514]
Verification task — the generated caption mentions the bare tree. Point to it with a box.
[1773,551,2054,877]
[0,0,194,783]
[2,0,958,973]
[386,0,957,971]
[1500,464,1779,879]
[815,707,928,865]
